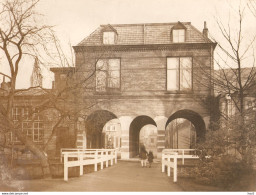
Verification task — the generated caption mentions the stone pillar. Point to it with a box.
[118,116,134,159]
[155,116,168,158]
[203,116,210,131]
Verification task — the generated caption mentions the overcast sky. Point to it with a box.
[37,0,231,46]
[1,0,255,89]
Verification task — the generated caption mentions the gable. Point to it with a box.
[172,21,187,30]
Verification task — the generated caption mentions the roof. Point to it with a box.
[214,67,256,95]
[14,86,50,96]
[50,67,75,73]
[77,22,213,46]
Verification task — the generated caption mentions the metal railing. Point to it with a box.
[61,148,118,181]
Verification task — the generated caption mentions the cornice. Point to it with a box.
[73,43,217,53]
[80,93,208,101]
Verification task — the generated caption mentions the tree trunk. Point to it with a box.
[13,126,52,178]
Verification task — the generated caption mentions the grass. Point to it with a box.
[177,171,256,191]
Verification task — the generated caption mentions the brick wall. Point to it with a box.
[75,46,213,97]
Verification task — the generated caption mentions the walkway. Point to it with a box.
[16,161,182,191]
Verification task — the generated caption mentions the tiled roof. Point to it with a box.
[214,67,256,94]
[77,22,213,46]
[14,86,49,96]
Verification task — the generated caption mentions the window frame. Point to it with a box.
[172,29,186,43]
[102,31,116,45]
[166,56,193,93]
[95,58,121,93]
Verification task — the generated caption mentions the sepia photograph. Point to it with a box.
[0,0,255,193]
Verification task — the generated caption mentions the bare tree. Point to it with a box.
[193,1,256,171]
[248,0,256,17]
[0,7,110,179]
[0,0,56,178]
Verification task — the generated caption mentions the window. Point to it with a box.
[11,107,44,143]
[103,32,115,44]
[106,124,116,132]
[167,57,192,91]
[33,122,43,142]
[96,59,120,92]
[23,122,33,139]
[173,29,185,43]
[226,99,235,117]
[12,107,22,121]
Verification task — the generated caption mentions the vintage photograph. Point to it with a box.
[0,0,255,192]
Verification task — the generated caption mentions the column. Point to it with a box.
[155,116,168,159]
[118,116,134,159]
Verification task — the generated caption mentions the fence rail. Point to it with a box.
[61,148,118,181]
[162,149,202,182]
[162,149,200,165]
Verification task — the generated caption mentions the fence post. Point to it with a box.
[101,151,104,169]
[60,149,63,163]
[64,154,68,181]
[182,150,184,165]
[167,157,171,177]
[79,152,83,176]
[173,152,177,182]
[110,150,113,166]
[106,151,109,168]
[115,149,117,164]
[94,150,98,172]
[162,153,165,172]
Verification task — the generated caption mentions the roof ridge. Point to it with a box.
[100,22,191,27]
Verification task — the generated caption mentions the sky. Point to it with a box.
[0,0,255,89]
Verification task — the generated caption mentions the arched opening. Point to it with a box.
[165,110,206,149]
[129,115,157,158]
[140,125,157,157]
[102,119,122,149]
[85,110,118,149]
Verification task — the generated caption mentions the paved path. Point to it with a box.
[16,161,182,192]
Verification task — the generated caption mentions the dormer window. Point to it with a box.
[103,32,115,44]
[173,29,185,43]
[171,22,187,43]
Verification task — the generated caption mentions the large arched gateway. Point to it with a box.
[129,115,157,158]
[165,109,206,149]
[85,110,119,148]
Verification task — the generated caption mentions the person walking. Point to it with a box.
[147,151,154,168]
[139,145,148,167]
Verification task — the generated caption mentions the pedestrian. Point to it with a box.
[139,145,148,167]
[147,151,154,168]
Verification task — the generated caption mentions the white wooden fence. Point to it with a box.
[162,151,178,182]
[61,148,118,181]
[162,149,201,182]
[162,149,200,165]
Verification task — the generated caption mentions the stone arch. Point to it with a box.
[129,115,157,158]
[85,110,118,148]
[166,109,206,142]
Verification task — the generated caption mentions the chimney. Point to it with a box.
[52,81,55,89]
[203,21,208,38]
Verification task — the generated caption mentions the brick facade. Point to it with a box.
[65,22,216,159]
